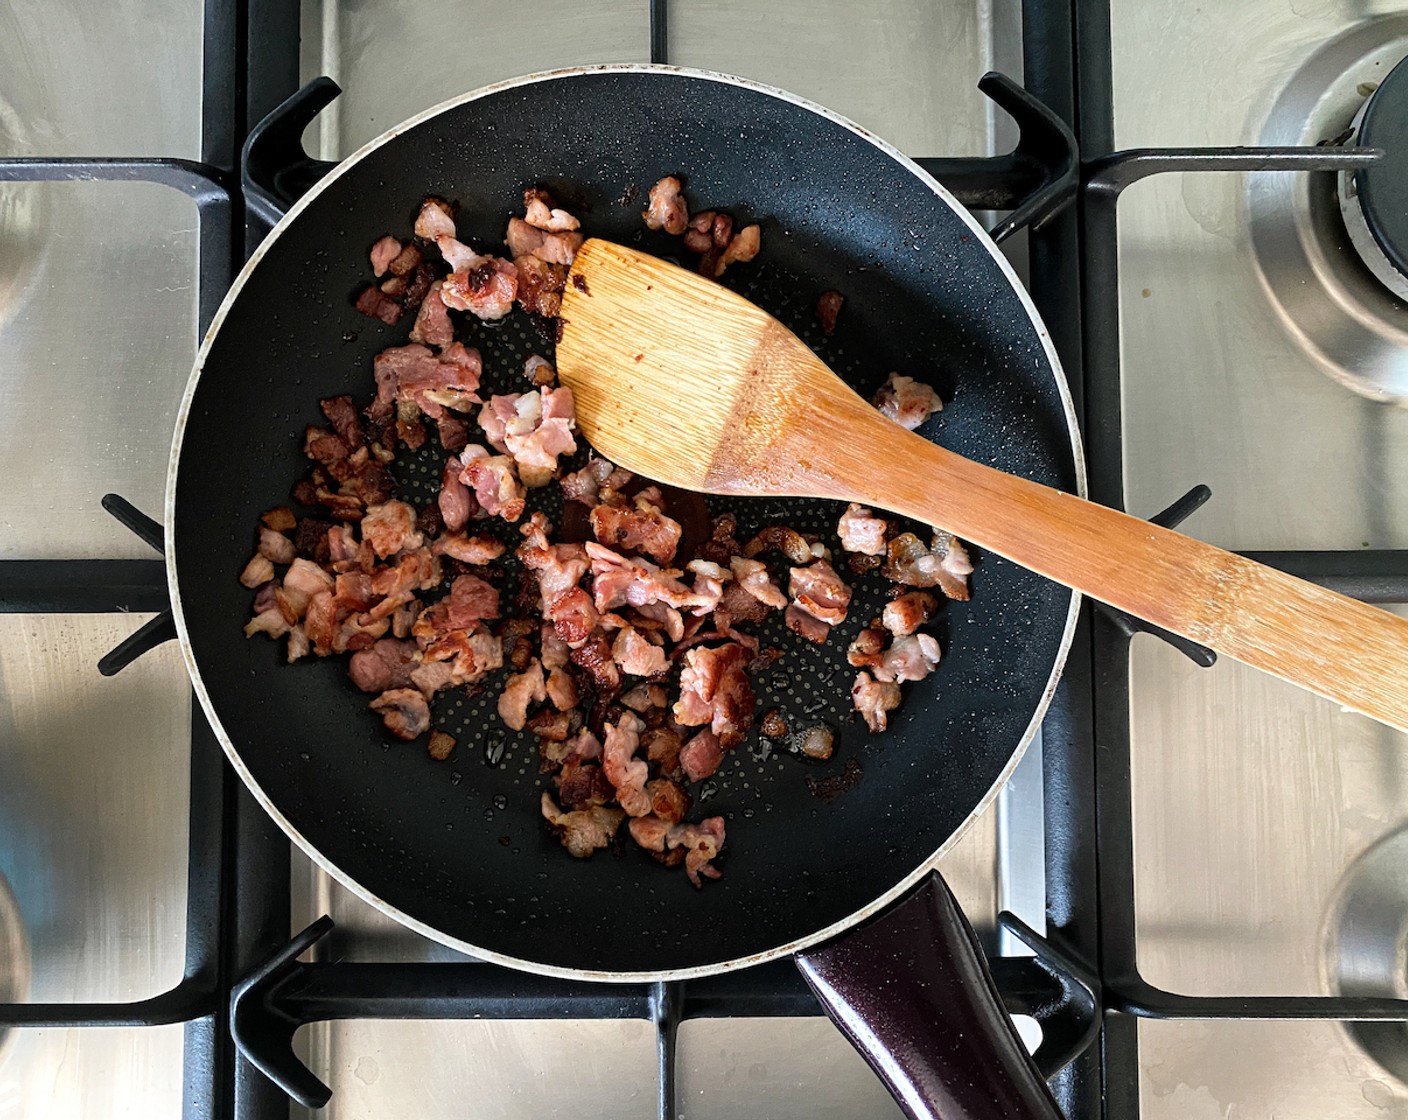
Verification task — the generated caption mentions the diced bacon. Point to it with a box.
[785,603,832,644]
[612,626,667,677]
[883,531,973,601]
[361,500,423,559]
[523,354,556,386]
[320,395,365,450]
[391,602,418,639]
[742,524,814,564]
[442,257,518,320]
[679,728,724,782]
[370,235,402,276]
[846,625,887,670]
[286,625,310,662]
[446,573,500,629]
[354,285,401,324]
[348,638,420,693]
[852,671,902,733]
[712,223,760,276]
[457,445,525,522]
[816,289,844,334]
[240,554,274,588]
[333,571,375,613]
[370,547,439,599]
[873,372,943,430]
[431,532,504,564]
[837,503,888,556]
[327,526,360,569]
[547,586,598,644]
[620,683,667,712]
[667,817,726,887]
[545,667,578,711]
[434,234,481,272]
[408,281,454,347]
[872,633,941,684]
[628,815,672,852]
[556,758,614,805]
[589,499,681,564]
[498,659,546,731]
[373,342,482,419]
[437,414,469,452]
[540,624,571,670]
[602,713,650,817]
[883,591,937,636]
[646,777,690,824]
[642,176,688,235]
[570,632,621,694]
[728,557,786,610]
[414,197,457,240]
[244,605,290,638]
[541,793,624,858]
[280,557,335,617]
[513,253,567,317]
[505,217,583,265]
[560,458,615,506]
[370,687,430,740]
[585,543,714,615]
[788,559,852,626]
[438,459,474,534]
[632,600,684,641]
[673,642,755,739]
[523,189,581,232]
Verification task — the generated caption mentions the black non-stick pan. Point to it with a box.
[169,66,1083,1118]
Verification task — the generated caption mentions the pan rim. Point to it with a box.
[166,62,1086,982]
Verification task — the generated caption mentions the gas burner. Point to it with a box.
[1327,827,1408,1086]
[1248,19,1408,404]
[1341,54,1408,302]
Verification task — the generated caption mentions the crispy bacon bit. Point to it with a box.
[874,372,943,430]
[427,730,455,760]
[262,507,297,532]
[542,793,624,858]
[884,531,972,601]
[354,285,402,324]
[642,176,689,235]
[621,683,667,713]
[646,777,690,824]
[603,712,651,817]
[816,289,844,334]
[320,396,365,450]
[524,354,556,386]
[505,217,583,266]
[673,642,755,739]
[837,503,887,556]
[437,414,470,453]
[361,500,423,559]
[370,235,402,276]
[589,498,682,565]
[883,590,937,636]
[570,631,621,694]
[513,254,567,316]
[370,688,431,740]
[742,524,814,565]
[498,659,546,731]
[852,671,902,733]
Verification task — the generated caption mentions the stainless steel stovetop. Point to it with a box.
[2,1,1407,1117]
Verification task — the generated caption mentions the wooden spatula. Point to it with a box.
[556,238,1408,733]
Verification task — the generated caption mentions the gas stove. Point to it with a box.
[1,1,1406,1118]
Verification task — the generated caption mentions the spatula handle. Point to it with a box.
[844,425,1408,732]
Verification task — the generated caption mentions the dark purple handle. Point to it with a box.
[796,873,1063,1120]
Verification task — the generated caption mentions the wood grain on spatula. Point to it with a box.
[557,238,1408,733]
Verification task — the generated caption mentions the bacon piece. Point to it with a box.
[837,503,887,556]
[602,712,650,817]
[505,217,583,266]
[319,395,365,450]
[679,728,723,782]
[727,557,786,611]
[408,280,454,347]
[557,759,614,806]
[523,188,581,232]
[673,642,755,739]
[547,586,598,644]
[370,235,401,276]
[414,197,457,240]
[872,633,941,684]
[642,176,688,235]
[438,459,474,534]
[589,498,681,564]
[570,631,621,693]
[816,289,844,334]
[852,671,902,733]
[370,688,430,740]
[621,683,667,713]
[742,524,814,565]
[873,372,943,430]
[646,778,690,824]
[446,573,500,629]
[432,532,504,564]
[348,638,419,693]
[560,458,615,506]
[667,817,726,887]
[883,590,938,636]
[354,285,401,324]
[541,624,571,670]
[523,354,556,386]
[586,543,714,615]
[498,659,546,731]
[847,625,887,670]
[612,626,667,678]
[361,500,423,559]
[280,557,335,618]
[240,554,274,588]
[442,257,519,320]
[437,414,469,453]
[457,445,525,522]
[541,793,624,858]
[545,667,578,711]
[883,531,972,601]
[712,223,760,277]
[374,342,482,419]
[788,559,852,628]
[785,603,831,644]
[513,254,567,317]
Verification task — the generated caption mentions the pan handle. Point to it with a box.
[796,873,1064,1120]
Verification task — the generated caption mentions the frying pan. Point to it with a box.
[168,66,1083,1118]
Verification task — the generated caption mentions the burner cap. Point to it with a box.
[1351,54,1408,285]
